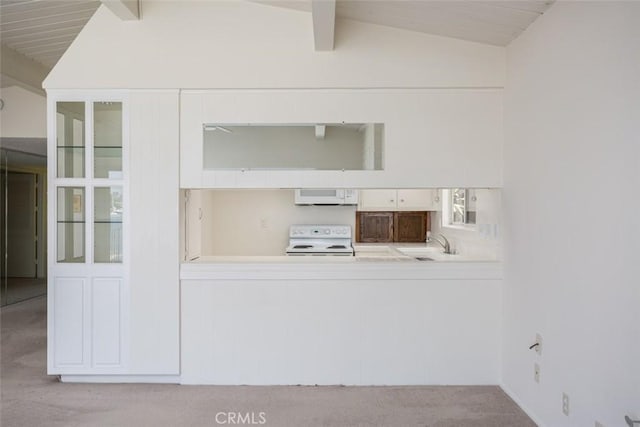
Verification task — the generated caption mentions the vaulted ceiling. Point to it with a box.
[0,0,554,93]
[258,0,554,47]
[1,0,100,68]
[0,0,100,93]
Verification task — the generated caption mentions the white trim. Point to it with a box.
[441,224,477,232]
[85,101,93,261]
[120,94,131,373]
[60,375,180,384]
[500,383,545,427]
[46,93,56,374]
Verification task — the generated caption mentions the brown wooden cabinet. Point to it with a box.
[356,212,394,242]
[394,212,429,242]
[356,211,429,243]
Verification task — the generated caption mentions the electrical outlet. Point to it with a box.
[535,333,542,355]
[534,363,540,383]
[562,393,570,416]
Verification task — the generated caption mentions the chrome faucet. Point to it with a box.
[427,233,454,254]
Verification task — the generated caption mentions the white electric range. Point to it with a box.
[285,225,354,256]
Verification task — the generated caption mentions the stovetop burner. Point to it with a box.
[286,225,354,256]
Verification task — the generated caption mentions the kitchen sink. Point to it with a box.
[395,246,459,261]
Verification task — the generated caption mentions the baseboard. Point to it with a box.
[60,375,181,384]
[500,383,545,427]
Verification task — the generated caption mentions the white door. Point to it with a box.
[185,189,202,261]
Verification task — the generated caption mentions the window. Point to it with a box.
[442,188,476,229]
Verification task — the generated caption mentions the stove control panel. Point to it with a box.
[289,225,352,239]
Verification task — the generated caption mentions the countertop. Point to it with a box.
[181,251,502,280]
[352,243,497,262]
[183,243,499,265]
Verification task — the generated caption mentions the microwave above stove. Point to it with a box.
[294,189,358,205]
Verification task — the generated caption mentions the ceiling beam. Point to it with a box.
[101,0,140,21]
[0,45,49,96]
[311,0,336,51]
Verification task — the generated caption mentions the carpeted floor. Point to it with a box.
[1,277,47,306]
[1,296,536,427]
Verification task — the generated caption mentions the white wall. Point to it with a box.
[0,85,46,138]
[202,190,355,256]
[502,2,640,426]
[181,90,503,188]
[43,1,504,90]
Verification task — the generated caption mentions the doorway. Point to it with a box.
[1,148,47,306]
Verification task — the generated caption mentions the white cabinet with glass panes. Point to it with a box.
[358,189,441,211]
[48,92,128,375]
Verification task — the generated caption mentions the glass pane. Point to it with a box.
[94,186,123,263]
[94,102,123,179]
[56,102,85,178]
[57,187,85,263]
[203,123,384,171]
[451,188,467,225]
[94,147,122,179]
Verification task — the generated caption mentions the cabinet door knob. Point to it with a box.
[400,199,405,203]
[390,199,394,203]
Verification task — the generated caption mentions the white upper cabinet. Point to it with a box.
[180,89,503,189]
[398,189,439,211]
[359,189,440,211]
[359,189,397,210]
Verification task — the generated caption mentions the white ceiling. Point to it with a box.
[257,0,554,46]
[0,0,100,68]
[0,0,553,84]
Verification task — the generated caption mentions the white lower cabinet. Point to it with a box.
[359,189,441,211]
[51,275,126,374]
[91,278,123,367]
[53,278,85,367]
[180,266,502,385]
